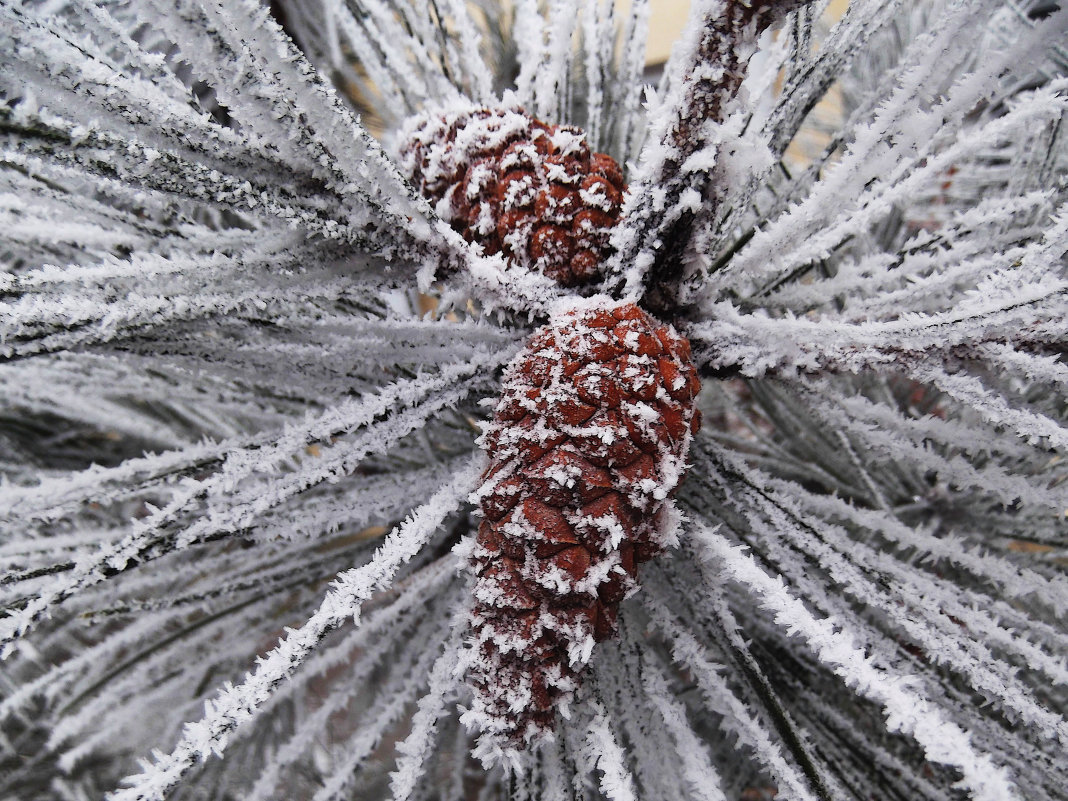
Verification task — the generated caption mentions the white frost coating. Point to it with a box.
[611,0,651,158]
[726,85,1068,293]
[330,3,426,116]
[693,523,1022,801]
[245,569,460,801]
[388,618,466,801]
[640,655,728,801]
[438,0,492,102]
[644,593,820,801]
[757,190,1057,317]
[0,242,340,359]
[534,0,582,120]
[584,702,638,801]
[690,201,1068,381]
[460,251,567,318]
[811,390,1068,515]
[0,614,162,723]
[912,363,1068,451]
[540,737,575,801]
[0,352,507,655]
[700,5,1068,302]
[108,458,483,801]
[2,0,1066,798]
[305,623,447,801]
[580,0,611,148]
[2,0,474,273]
[605,0,802,298]
[512,0,546,105]
[703,440,1068,743]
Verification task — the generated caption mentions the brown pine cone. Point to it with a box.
[463,300,701,763]
[397,104,626,287]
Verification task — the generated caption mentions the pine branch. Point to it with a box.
[692,523,1022,801]
[605,0,815,313]
[108,460,481,801]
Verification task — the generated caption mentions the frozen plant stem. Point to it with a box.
[612,0,816,311]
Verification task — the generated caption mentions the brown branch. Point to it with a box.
[610,0,816,317]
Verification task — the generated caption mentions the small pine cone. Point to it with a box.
[397,104,626,287]
[463,300,701,761]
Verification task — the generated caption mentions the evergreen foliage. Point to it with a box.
[0,0,1066,799]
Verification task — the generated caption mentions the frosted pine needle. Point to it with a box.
[1,0,1066,800]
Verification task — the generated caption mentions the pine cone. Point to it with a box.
[464,300,701,760]
[398,105,626,287]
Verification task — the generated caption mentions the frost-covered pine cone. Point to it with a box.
[397,104,625,286]
[465,299,700,760]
